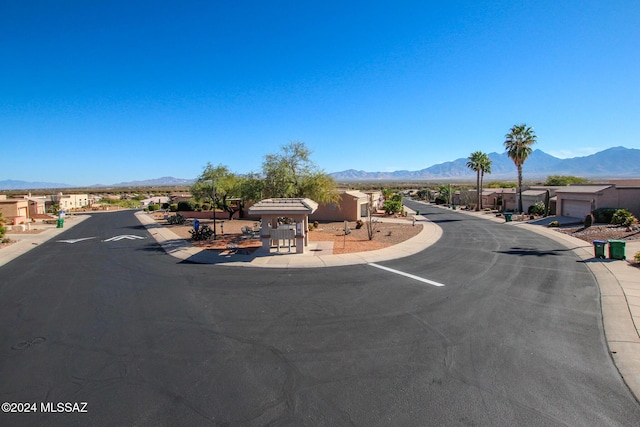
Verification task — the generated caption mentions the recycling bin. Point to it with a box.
[56,218,64,228]
[593,240,607,259]
[504,213,512,222]
[608,240,626,260]
[416,210,420,215]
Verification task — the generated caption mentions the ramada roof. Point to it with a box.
[248,198,319,215]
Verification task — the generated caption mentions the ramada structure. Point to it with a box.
[248,198,318,254]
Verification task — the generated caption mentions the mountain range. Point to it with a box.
[329,146,640,181]
[1,147,639,190]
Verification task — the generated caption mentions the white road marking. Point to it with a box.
[103,235,146,242]
[57,237,96,244]
[368,263,446,287]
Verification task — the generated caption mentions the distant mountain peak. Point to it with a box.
[329,146,640,181]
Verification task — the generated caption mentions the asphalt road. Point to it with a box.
[1,207,639,426]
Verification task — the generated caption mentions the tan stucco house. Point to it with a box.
[311,190,370,222]
[555,184,640,219]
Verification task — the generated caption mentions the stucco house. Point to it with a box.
[311,190,371,222]
[140,196,171,207]
[555,184,640,219]
[0,196,30,225]
[50,193,90,210]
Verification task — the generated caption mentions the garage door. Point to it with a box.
[561,199,591,218]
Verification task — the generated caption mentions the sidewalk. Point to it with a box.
[423,202,640,401]
[135,210,443,268]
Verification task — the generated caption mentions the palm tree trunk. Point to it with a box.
[476,170,480,211]
[517,164,523,213]
[480,170,484,210]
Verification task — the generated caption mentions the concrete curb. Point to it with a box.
[135,211,443,268]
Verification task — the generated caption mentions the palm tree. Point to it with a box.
[504,124,537,213]
[466,151,483,211]
[478,153,492,210]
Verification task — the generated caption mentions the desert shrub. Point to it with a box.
[592,208,618,224]
[383,200,403,215]
[611,209,636,227]
[307,223,315,231]
[201,203,210,211]
[167,213,186,225]
[584,213,594,228]
[177,201,194,211]
[313,221,319,229]
[169,203,178,212]
[355,219,364,229]
[161,202,170,210]
[190,224,213,241]
[528,201,545,216]
[635,251,640,264]
[547,221,560,228]
[148,204,160,211]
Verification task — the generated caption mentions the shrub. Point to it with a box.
[201,203,210,211]
[167,213,186,225]
[528,201,545,216]
[161,202,170,210]
[592,208,618,224]
[547,221,560,228]
[355,219,364,229]
[190,224,213,241]
[307,223,315,231]
[177,201,194,211]
[635,251,640,264]
[611,209,636,227]
[169,203,178,212]
[383,200,403,215]
[148,204,160,211]
[584,213,594,228]
[313,221,319,229]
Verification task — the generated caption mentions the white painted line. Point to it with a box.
[57,237,96,244]
[368,263,446,287]
[103,235,146,242]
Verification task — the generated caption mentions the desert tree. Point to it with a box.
[191,163,243,220]
[262,141,339,204]
[504,124,537,213]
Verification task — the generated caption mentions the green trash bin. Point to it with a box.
[504,213,512,222]
[416,210,420,215]
[593,240,607,259]
[56,218,64,228]
[608,239,626,260]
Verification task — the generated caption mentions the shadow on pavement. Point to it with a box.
[495,246,575,257]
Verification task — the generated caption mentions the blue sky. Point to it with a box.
[1,1,639,185]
